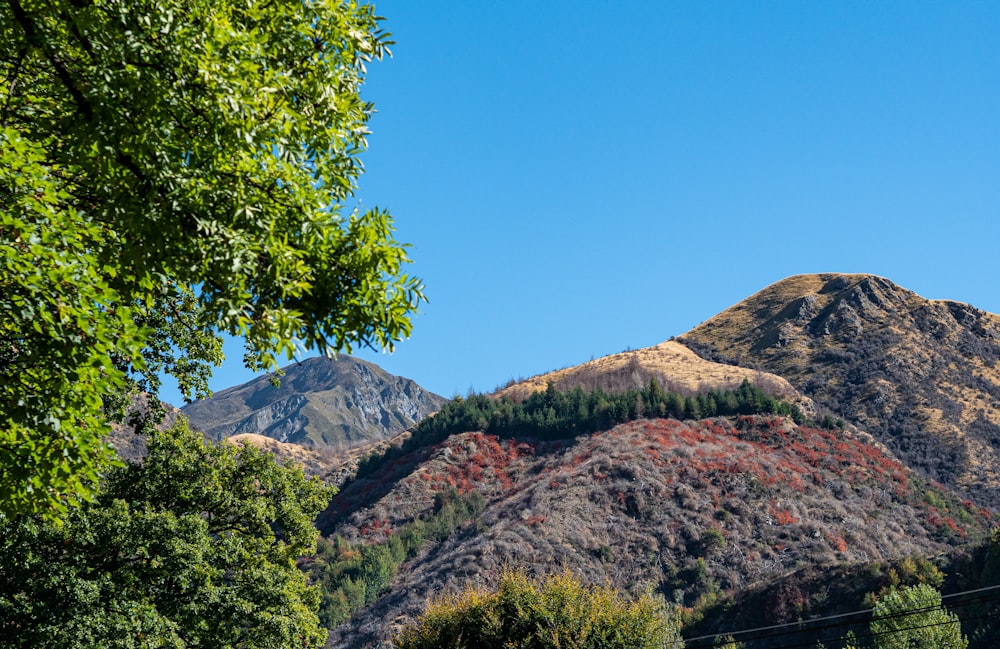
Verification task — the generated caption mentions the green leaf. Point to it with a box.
[0,0,422,519]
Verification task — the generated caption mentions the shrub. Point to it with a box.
[702,527,728,554]
[393,568,682,649]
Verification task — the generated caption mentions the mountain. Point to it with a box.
[679,273,1000,508]
[306,288,1000,645]
[320,416,995,647]
[215,273,1000,647]
[181,355,447,451]
[495,339,817,418]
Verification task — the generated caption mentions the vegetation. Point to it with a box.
[0,421,333,648]
[303,488,485,628]
[869,584,967,649]
[328,408,996,646]
[0,0,423,519]
[393,568,683,649]
[680,546,998,649]
[468,377,804,439]
[355,378,806,481]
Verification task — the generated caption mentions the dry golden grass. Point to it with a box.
[227,430,417,486]
[494,340,815,414]
[226,433,349,481]
[681,272,1000,505]
[228,432,305,452]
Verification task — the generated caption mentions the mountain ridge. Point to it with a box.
[169,272,1000,647]
[679,272,1000,507]
[181,355,447,452]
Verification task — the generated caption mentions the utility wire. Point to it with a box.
[824,613,994,649]
[777,609,998,649]
[682,596,1000,649]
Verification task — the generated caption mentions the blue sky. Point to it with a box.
[161,1,1000,405]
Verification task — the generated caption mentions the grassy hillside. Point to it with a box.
[680,273,1000,508]
[496,340,816,418]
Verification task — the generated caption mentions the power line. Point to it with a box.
[783,609,998,649]
[859,611,993,641]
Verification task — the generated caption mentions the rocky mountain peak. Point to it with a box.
[181,355,447,451]
[680,273,1000,507]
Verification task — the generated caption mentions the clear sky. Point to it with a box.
[160,1,1000,405]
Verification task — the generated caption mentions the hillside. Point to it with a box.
[181,355,446,451]
[164,273,1000,646]
[104,397,182,463]
[679,273,1000,508]
[318,415,995,647]
[496,340,816,418]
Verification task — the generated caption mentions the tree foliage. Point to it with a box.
[303,488,486,628]
[0,421,333,648]
[0,0,423,517]
[393,568,683,649]
[870,583,967,649]
[355,378,807,482]
[420,378,803,445]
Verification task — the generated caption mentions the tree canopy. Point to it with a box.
[0,421,334,648]
[870,583,967,649]
[0,0,423,517]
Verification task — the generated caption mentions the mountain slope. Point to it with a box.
[306,273,1000,646]
[679,273,1000,507]
[320,415,995,647]
[496,340,818,420]
[182,355,446,450]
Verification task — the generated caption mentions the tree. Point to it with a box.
[0,0,424,518]
[0,420,334,648]
[393,569,683,649]
[870,583,967,649]
[714,636,744,649]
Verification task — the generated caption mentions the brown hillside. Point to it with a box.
[224,433,350,482]
[230,431,417,485]
[496,340,816,417]
[322,416,995,647]
[679,273,1000,507]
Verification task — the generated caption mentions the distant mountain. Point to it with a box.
[181,356,447,451]
[105,398,183,463]
[679,273,1000,507]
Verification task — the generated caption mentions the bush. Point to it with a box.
[870,583,967,649]
[393,569,682,649]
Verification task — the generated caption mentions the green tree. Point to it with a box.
[0,420,333,648]
[870,583,967,649]
[715,635,744,649]
[393,569,683,649]
[0,0,424,518]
